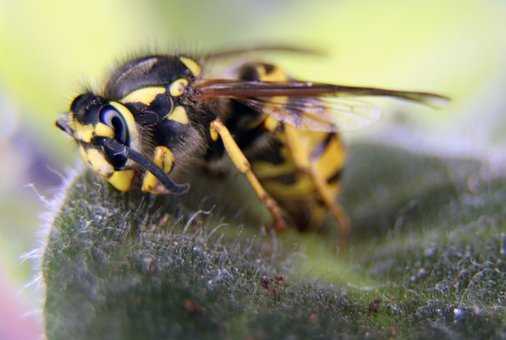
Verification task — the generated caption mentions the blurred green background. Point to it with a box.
[1,0,505,338]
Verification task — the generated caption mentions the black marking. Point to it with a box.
[310,133,334,160]
[315,197,326,206]
[252,139,285,165]
[263,63,276,74]
[203,122,266,162]
[237,126,266,150]
[204,139,225,161]
[326,168,343,184]
[263,172,297,185]
[93,137,128,169]
[205,61,271,162]
[238,64,260,81]
[238,62,277,80]
[149,93,174,118]
[105,56,192,99]
[124,92,173,126]
[216,61,274,152]
[227,100,264,133]
[125,101,161,125]
[128,107,160,126]
[204,61,288,164]
[124,102,146,114]
[155,119,188,149]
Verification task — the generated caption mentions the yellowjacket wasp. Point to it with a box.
[56,46,448,249]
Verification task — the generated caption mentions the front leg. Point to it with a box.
[141,145,175,194]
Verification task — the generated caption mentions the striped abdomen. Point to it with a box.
[226,62,346,230]
[251,125,345,230]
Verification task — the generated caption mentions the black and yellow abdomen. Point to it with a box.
[224,62,346,230]
[251,122,346,230]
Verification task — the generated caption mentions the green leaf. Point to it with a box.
[42,143,506,339]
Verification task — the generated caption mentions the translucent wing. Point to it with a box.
[238,96,381,132]
[193,79,449,132]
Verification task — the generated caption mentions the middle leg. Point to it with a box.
[210,119,287,231]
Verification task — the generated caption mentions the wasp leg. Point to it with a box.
[141,146,175,194]
[283,126,350,253]
[210,119,287,231]
[309,169,350,253]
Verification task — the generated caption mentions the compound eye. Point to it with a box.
[99,105,129,145]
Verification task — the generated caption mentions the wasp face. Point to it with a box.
[56,92,141,191]
[56,55,203,195]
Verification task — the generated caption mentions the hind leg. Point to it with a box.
[283,126,350,252]
[309,169,350,253]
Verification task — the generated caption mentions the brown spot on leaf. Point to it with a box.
[368,298,381,315]
[184,299,203,314]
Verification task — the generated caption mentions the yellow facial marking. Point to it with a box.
[72,120,113,142]
[74,122,94,143]
[168,105,189,124]
[121,86,166,104]
[180,57,201,77]
[169,78,188,97]
[85,148,114,177]
[141,146,175,193]
[107,170,135,192]
[94,123,114,138]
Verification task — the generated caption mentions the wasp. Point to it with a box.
[56,46,448,249]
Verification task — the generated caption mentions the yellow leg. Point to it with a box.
[210,119,287,231]
[283,126,350,252]
[141,146,175,194]
[309,167,350,253]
